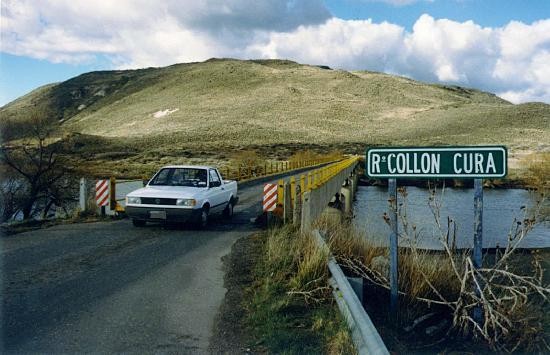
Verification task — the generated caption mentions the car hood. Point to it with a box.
[127,186,206,199]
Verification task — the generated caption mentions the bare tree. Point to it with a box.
[0,115,71,220]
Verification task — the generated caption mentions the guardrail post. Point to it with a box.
[79,178,87,212]
[293,184,302,227]
[283,182,292,224]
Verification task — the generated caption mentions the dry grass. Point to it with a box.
[247,224,356,354]
[317,189,549,352]
[525,152,550,188]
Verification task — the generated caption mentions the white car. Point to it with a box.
[125,165,238,227]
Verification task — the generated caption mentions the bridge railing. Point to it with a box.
[221,155,342,182]
[82,155,346,215]
[272,156,360,229]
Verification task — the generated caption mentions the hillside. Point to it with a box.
[1,58,549,177]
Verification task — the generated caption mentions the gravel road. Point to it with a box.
[1,179,269,353]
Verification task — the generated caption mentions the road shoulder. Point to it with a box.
[210,233,264,353]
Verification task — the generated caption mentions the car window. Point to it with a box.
[209,170,221,187]
[149,168,208,187]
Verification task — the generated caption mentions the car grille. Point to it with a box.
[141,197,177,205]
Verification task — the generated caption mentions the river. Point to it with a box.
[353,186,550,249]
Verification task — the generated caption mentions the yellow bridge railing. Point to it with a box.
[222,155,342,182]
[276,156,360,207]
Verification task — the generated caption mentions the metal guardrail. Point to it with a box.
[313,230,389,355]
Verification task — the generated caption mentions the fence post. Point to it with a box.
[293,184,302,227]
[79,178,87,212]
[283,182,292,224]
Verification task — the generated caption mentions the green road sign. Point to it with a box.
[366,146,507,178]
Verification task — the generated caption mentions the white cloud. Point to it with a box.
[1,0,550,103]
[246,18,404,72]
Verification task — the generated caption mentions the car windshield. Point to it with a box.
[149,168,208,187]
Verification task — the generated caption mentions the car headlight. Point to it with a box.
[126,196,141,204]
[176,198,196,207]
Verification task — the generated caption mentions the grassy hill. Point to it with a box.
[1,58,548,178]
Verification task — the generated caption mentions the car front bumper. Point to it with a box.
[125,206,201,223]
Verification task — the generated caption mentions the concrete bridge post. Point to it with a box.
[283,182,292,224]
[79,178,88,212]
[301,191,312,231]
[293,184,302,227]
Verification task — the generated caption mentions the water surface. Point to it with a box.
[353,186,549,249]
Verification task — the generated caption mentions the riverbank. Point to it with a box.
[322,220,550,352]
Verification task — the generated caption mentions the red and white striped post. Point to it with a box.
[263,183,278,212]
[263,183,278,226]
[96,179,110,216]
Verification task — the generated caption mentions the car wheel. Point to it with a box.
[198,207,209,228]
[132,219,146,227]
[223,200,234,219]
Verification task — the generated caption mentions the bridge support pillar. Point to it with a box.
[347,177,355,204]
[340,186,352,215]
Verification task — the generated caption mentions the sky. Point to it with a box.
[1,0,550,106]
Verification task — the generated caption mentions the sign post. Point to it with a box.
[366,146,507,325]
[388,178,398,317]
[473,178,484,323]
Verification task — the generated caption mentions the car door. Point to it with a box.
[208,169,226,213]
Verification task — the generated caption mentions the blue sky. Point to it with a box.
[327,0,550,30]
[1,0,550,106]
